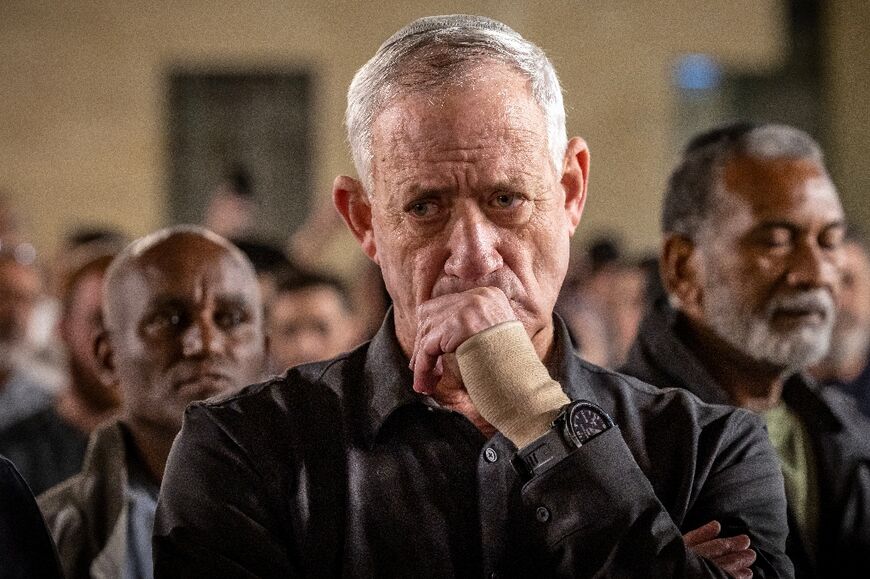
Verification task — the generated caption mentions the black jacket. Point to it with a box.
[623,299,870,578]
[154,314,792,577]
[0,455,64,579]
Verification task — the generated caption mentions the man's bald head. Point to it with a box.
[103,225,258,330]
[98,225,266,433]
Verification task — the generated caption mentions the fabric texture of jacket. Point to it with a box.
[154,313,793,578]
[38,421,132,579]
[622,299,870,578]
[0,455,64,579]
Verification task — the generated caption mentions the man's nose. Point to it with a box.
[786,241,841,290]
[181,315,223,358]
[443,205,503,279]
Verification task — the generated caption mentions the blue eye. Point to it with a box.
[492,193,522,209]
[408,200,438,218]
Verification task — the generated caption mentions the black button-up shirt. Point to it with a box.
[154,314,792,577]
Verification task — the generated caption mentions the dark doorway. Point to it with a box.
[166,70,313,241]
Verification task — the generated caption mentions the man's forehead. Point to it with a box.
[370,74,549,189]
[718,155,841,217]
[119,245,255,300]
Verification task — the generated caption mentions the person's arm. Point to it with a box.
[153,405,296,578]
[413,287,790,578]
[459,323,790,577]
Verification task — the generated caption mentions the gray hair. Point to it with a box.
[346,14,567,193]
[662,122,827,239]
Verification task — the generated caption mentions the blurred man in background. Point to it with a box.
[623,122,870,577]
[0,246,54,430]
[811,228,870,419]
[0,241,124,494]
[40,226,267,579]
[267,270,359,372]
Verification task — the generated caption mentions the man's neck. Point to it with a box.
[122,418,178,485]
[56,389,118,434]
[678,314,788,412]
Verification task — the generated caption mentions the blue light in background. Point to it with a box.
[674,54,722,91]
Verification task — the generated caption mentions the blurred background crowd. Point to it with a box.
[1,0,869,495]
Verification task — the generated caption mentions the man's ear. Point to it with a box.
[94,330,119,391]
[333,175,378,264]
[661,234,702,314]
[561,137,590,235]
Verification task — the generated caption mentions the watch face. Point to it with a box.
[568,405,611,443]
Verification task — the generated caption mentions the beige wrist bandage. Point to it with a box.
[456,321,569,448]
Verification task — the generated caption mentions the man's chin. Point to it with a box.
[173,376,232,401]
[747,331,831,370]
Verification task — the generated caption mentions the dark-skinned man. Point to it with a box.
[39,226,268,579]
[155,16,790,578]
[623,122,870,578]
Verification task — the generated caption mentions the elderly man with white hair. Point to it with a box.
[155,16,791,577]
[623,122,870,578]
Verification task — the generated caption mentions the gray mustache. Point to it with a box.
[765,289,835,317]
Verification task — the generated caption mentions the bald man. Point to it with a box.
[39,226,268,579]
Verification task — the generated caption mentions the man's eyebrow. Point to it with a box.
[144,296,189,312]
[754,219,847,232]
[407,177,531,197]
[215,293,255,309]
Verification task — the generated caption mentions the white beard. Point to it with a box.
[702,280,835,371]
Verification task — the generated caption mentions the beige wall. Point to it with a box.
[826,0,870,230]
[0,0,804,269]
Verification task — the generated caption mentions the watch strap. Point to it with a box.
[513,423,575,479]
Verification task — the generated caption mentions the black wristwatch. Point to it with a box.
[513,400,614,479]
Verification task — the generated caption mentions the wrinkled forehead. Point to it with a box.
[712,155,842,224]
[107,239,258,324]
[370,68,549,187]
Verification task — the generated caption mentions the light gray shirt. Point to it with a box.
[124,456,159,579]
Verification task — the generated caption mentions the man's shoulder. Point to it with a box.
[577,359,756,429]
[572,360,768,469]
[0,405,85,446]
[183,345,368,447]
[813,383,870,457]
[38,469,85,523]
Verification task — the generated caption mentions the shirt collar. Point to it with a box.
[361,310,430,446]
[634,299,732,405]
[782,373,843,433]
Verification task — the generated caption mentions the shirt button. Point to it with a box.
[536,506,550,523]
[484,447,499,463]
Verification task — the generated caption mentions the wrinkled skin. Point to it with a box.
[334,62,588,427]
